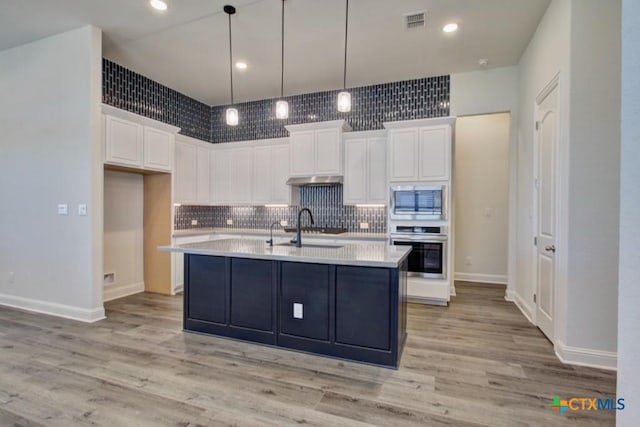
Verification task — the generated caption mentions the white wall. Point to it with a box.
[0,26,104,322]
[564,0,620,360]
[103,170,144,301]
[516,0,620,368]
[617,0,640,423]
[454,114,510,284]
[450,66,519,297]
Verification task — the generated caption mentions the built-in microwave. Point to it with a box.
[389,185,447,221]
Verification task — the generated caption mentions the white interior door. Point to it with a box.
[535,82,558,341]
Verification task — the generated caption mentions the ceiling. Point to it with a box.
[0,0,550,106]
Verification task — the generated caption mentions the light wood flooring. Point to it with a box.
[0,282,616,426]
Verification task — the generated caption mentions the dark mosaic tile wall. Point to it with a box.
[102,59,210,141]
[210,76,450,142]
[175,186,386,234]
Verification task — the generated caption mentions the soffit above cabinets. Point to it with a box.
[0,0,550,105]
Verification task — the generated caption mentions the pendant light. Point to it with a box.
[337,0,351,113]
[275,0,289,119]
[224,5,238,126]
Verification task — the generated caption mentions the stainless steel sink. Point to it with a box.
[276,242,344,249]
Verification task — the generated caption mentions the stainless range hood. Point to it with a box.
[286,175,343,186]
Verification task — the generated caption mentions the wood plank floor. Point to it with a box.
[0,282,616,426]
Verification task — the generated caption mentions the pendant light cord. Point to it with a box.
[281,0,285,98]
[228,12,234,105]
[343,0,349,90]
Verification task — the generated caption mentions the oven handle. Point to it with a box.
[390,234,448,242]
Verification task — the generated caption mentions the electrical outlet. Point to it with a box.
[103,272,115,285]
[78,204,87,216]
[57,204,68,215]
[293,303,303,319]
[280,220,288,227]
[359,222,369,230]
[191,219,198,226]
[464,256,472,266]
[8,272,15,284]
[226,219,233,225]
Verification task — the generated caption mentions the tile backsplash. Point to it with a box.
[103,59,449,144]
[175,186,386,234]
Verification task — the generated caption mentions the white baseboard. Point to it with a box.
[103,281,144,302]
[450,282,456,297]
[504,289,516,301]
[454,272,508,285]
[512,292,535,324]
[555,339,617,371]
[408,296,448,306]
[0,292,105,323]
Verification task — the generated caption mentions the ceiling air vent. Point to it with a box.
[405,11,426,29]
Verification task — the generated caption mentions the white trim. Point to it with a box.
[512,291,535,324]
[555,339,617,371]
[504,289,515,301]
[101,104,181,134]
[454,272,508,285]
[0,293,105,323]
[343,129,388,139]
[285,119,351,133]
[103,282,144,302]
[383,116,456,129]
[450,282,456,296]
[408,296,448,306]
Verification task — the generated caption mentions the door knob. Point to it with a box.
[545,245,556,253]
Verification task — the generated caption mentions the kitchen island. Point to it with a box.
[159,239,410,368]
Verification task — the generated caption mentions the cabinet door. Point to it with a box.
[367,137,388,204]
[231,147,252,204]
[252,146,272,205]
[270,145,291,204]
[289,130,315,176]
[105,115,143,167]
[174,141,197,203]
[389,129,418,181]
[343,139,367,205]
[418,126,450,181]
[315,128,341,175]
[143,127,173,171]
[213,149,231,205]
[196,146,211,204]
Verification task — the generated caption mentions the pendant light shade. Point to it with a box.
[337,0,351,112]
[276,0,289,119]
[226,108,239,126]
[224,5,238,126]
[275,100,289,119]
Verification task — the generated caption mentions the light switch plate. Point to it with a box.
[226,219,233,225]
[57,204,68,215]
[191,219,198,226]
[280,220,288,227]
[293,303,303,319]
[78,204,87,216]
[359,222,369,229]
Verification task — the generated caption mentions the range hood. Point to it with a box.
[286,176,343,186]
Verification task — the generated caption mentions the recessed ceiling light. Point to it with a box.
[443,23,458,33]
[150,0,168,11]
[235,61,248,70]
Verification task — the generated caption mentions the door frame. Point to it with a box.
[531,72,568,344]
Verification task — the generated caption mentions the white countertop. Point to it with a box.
[172,227,388,242]
[159,238,410,268]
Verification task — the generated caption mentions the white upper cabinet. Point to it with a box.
[418,126,450,181]
[385,118,454,183]
[143,127,174,172]
[286,120,351,177]
[104,115,144,168]
[103,105,179,172]
[252,143,291,205]
[230,146,253,205]
[213,148,231,205]
[174,136,212,205]
[174,140,197,203]
[344,131,388,205]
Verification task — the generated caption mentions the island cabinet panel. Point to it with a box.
[230,258,274,333]
[279,262,331,341]
[335,266,391,351]
[186,255,226,324]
